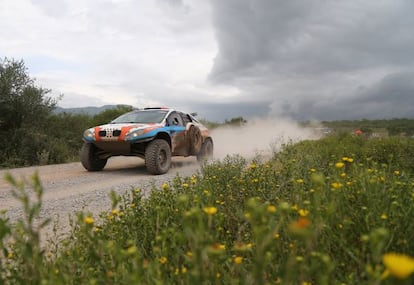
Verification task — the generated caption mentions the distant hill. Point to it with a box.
[53,105,133,116]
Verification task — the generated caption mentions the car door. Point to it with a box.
[166,112,187,155]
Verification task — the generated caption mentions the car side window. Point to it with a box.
[180,113,191,125]
[167,112,184,126]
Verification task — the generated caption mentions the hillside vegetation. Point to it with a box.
[1,134,414,284]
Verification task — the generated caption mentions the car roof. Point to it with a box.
[134,107,195,117]
[143,107,171,111]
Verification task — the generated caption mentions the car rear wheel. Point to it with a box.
[145,139,171,175]
[197,138,214,163]
[80,143,107,171]
[188,126,202,155]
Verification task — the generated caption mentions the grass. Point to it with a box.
[1,134,414,284]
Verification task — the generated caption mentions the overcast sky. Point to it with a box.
[1,0,413,121]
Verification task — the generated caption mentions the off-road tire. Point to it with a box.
[145,139,172,175]
[80,143,107,171]
[188,126,202,155]
[197,138,214,163]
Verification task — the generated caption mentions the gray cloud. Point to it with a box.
[276,71,414,121]
[208,0,414,120]
[2,0,413,122]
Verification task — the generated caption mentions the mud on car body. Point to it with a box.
[80,107,213,174]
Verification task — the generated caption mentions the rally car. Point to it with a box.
[80,107,213,174]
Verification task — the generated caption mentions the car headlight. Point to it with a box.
[83,129,95,141]
[126,129,145,141]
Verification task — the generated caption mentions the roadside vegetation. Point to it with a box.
[1,134,414,284]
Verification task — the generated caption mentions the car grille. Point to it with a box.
[99,128,121,140]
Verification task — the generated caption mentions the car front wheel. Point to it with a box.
[80,143,107,171]
[145,139,172,175]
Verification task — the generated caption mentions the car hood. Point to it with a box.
[83,122,164,142]
[100,122,162,129]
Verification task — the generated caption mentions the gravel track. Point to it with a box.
[0,156,200,244]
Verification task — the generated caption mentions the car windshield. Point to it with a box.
[111,110,168,124]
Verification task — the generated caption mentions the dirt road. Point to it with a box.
[0,156,200,242]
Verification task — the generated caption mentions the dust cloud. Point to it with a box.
[211,118,320,160]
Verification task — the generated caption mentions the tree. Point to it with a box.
[91,105,134,126]
[0,58,57,166]
[224,116,247,126]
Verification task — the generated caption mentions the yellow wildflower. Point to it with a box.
[159,256,168,264]
[331,182,343,189]
[342,157,353,163]
[267,205,277,213]
[203,207,218,215]
[298,209,309,217]
[162,183,169,190]
[234,256,243,264]
[84,216,94,225]
[335,162,345,169]
[381,213,388,220]
[383,252,414,279]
